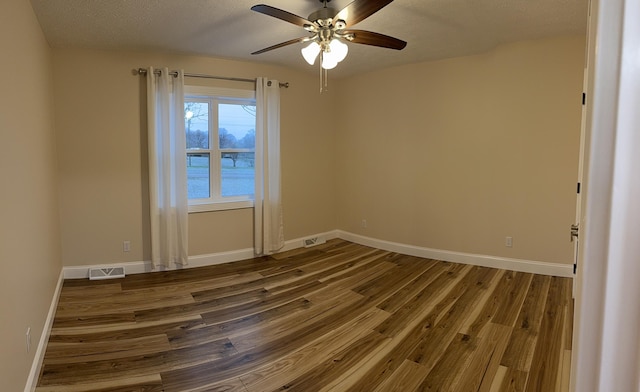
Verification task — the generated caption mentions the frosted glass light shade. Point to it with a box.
[321,52,338,69]
[329,39,349,63]
[301,42,321,65]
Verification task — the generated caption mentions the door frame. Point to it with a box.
[570,0,640,390]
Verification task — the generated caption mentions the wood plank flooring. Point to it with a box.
[36,239,573,392]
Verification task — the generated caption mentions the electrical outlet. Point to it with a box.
[361,219,367,228]
[505,236,513,248]
[123,241,131,252]
[26,327,31,353]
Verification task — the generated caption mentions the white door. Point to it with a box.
[572,0,594,298]
[571,69,589,298]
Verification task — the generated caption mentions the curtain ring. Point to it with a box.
[267,80,272,86]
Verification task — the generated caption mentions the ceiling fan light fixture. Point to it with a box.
[301,41,321,65]
[250,0,406,92]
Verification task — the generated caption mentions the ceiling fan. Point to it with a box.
[250,0,406,76]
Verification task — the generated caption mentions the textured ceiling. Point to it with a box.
[30,0,588,78]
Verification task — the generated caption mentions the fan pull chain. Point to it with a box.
[319,52,323,93]
[319,51,328,93]
[324,68,328,91]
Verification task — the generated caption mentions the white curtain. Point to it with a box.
[254,78,284,255]
[147,67,189,268]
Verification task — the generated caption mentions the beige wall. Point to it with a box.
[335,35,585,264]
[0,0,61,389]
[53,36,583,268]
[52,49,337,266]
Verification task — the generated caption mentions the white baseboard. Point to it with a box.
[64,260,150,279]
[282,230,339,252]
[336,230,573,278]
[63,229,570,280]
[24,270,65,392]
[62,230,341,280]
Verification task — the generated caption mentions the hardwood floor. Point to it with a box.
[36,239,573,392]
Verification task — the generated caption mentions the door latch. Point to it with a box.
[570,224,579,242]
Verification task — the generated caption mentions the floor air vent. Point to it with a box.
[303,236,326,248]
[89,267,125,280]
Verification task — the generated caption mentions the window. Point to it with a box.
[184,86,256,212]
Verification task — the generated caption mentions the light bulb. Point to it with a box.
[329,39,348,63]
[301,42,321,65]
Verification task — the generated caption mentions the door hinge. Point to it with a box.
[577,182,581,194]
[574,263,577,274]
[582,92,586,105]
[570,224,579,242]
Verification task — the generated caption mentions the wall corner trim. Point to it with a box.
[336,230,573,278]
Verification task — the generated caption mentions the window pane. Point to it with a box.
[219,103,256,149]
[221,152,255,197]
[187,153,210,199]
[185,102,209,149]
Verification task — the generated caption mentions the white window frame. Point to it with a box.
[185,86,256,213]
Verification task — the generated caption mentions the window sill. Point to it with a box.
[188,200,254,213]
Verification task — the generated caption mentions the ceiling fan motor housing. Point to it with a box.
[308,7,338,25]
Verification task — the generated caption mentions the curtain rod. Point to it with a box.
[135,68,289,88]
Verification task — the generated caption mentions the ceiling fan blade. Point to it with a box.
[251,4,314,27]
[343,30,407,50]
[334,0,394,28]
[251,37,308,55]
